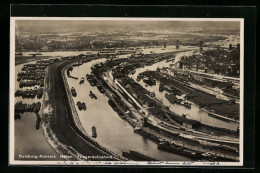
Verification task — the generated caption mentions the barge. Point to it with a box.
[159,83,164,92]
[37,88,43,99]
[76,101,82,110]
[79,77,84,84]
[15,89,37,98]
[89,91,97,99]
[71,87,77,97]
[180,101,191,109]
[86,74,97,86]
[15,102,41,114]
[36,117,41,130]
[92,126,97,138]
[158,141,200,160]
[97,84,105,93]
[108,99,118,112]
[34,102,41,113]
[82,102,86,110]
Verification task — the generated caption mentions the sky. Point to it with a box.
[15,20,240,34]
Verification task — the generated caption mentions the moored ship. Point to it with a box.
[79,77,84,84]
[158,140,201,159]
[92,126,97,138]
[71,87,77,97]
[81,102,86,110]
[159,83,164,92]
[76,101,82,110]
[37,88,43,99]
[36,117,42,130]
[89,91,97,99]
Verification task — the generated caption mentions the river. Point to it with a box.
[13,45,237,161]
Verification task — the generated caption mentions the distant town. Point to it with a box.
[15,27,239,51]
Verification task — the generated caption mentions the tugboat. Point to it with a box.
[159,83,164,92]
[92,126,97,138]
[89,91,97,99]
[81,102,86,110]
[79,77,85,84]
[76,101,82,110]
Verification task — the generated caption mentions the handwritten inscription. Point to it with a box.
[55,161,222,166]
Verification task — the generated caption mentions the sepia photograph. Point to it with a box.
[9,18,243,166]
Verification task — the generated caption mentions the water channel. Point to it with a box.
[67,58,191,161]
[14,45,238,161]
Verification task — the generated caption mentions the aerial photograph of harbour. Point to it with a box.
[10,18,243,166]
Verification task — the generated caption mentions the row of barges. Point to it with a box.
[86,74,98,86]
[15,101,41,114]
[19,80,44,88]
[76,101,86,110]
[15,88,43,99]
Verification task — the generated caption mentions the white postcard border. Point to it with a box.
[9,17,244,166]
